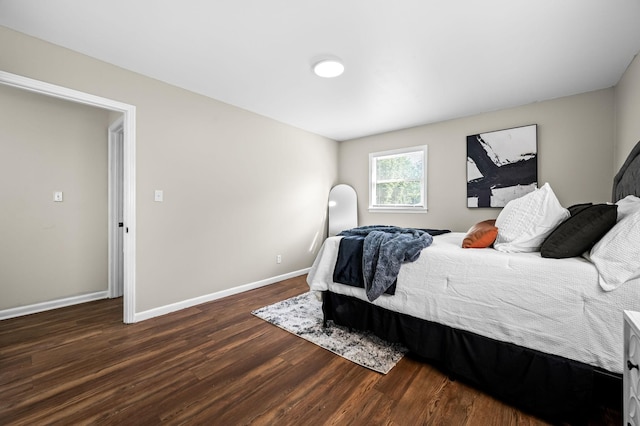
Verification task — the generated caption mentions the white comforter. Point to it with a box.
[307,232,640,374]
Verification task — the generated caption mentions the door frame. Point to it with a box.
[0,70,137,324]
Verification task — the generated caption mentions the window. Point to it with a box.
[369,145,427,212]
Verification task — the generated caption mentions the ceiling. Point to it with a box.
[1,1,639,141]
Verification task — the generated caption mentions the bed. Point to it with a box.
[307,140,640,423]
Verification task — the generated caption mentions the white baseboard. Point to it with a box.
[134,268,311,322]
[0,291,109,320]
[0,269,310,323]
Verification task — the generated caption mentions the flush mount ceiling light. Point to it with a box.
[313,59,344,78]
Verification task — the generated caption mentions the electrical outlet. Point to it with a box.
[276,254,282,264]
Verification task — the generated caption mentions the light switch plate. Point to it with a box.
[53,191,63,202]
[154,190,163,202]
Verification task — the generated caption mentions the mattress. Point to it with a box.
[307,232,640,374]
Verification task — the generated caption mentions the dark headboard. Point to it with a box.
[613,140,640,202]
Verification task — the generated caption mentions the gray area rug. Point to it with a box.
[251,292,408,374]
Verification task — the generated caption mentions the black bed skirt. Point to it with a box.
[322,291,621,424]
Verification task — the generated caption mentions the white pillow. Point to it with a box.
[616,195,640,222]
[494,183,569,253]
[590,209,640,291]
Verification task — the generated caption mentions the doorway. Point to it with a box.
[0,70,137,323]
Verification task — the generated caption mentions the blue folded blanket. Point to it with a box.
[333,235,399,295]
[338,226,439,301]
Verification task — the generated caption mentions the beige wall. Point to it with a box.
[2,21,635,316]
[0,84,110,309]
[0,26,338,313]
[615,54,640,170]
[339,89,615,232]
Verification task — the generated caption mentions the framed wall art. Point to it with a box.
[467,124,537,208]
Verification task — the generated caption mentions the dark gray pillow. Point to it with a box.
[540,203,618,258]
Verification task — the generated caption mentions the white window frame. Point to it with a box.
[368,145,428,213]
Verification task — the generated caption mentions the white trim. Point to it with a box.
[134,268,311,322]
[122,107,137,324]
[0,71,133,111]
[368,207,428,214]
[0,291,108,320]
[0,70,137,324]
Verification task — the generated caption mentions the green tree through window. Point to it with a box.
[369,146,427,210]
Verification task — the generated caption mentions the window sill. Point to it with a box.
[368,207,428,214]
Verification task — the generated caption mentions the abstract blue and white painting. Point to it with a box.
[467,124,537,208]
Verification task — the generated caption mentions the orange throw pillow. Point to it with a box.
[462,219,498,248]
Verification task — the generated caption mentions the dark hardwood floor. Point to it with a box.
[0,275,620,425]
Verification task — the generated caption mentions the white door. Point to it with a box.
[109,118,124,298]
